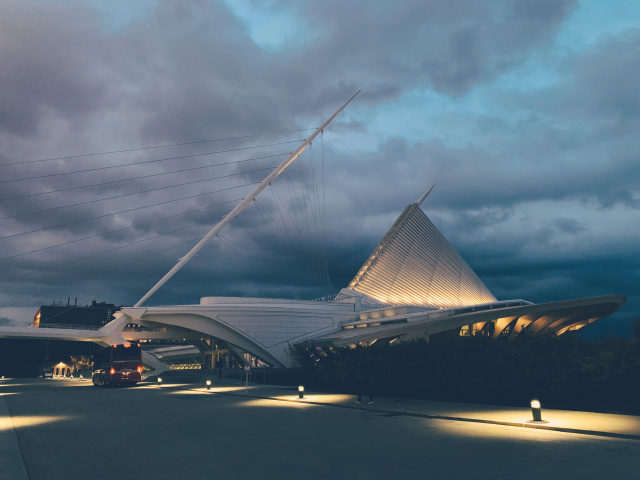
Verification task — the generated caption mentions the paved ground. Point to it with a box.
[1,376,640,479]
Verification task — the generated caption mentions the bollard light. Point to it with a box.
[157,377,163,386]
[298,385,304,399]
[530,399,542,422]
[206,379,212,390]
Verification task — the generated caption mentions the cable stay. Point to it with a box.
[0,197,244,263]
[1,152,288,203]
[0,140,301,184]
[0,167,272,227]
[223,138,334,296]
[0,91,359,313]
[134,90,359,307]
[0,128,313,167]
[0,225,216,311]
[269,185,293,241]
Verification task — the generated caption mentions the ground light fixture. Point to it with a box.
[529,399,543,422]
[298,385,304,399]
[206,379,211,390]
[157,377,163,387]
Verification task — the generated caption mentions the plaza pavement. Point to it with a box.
[1,376,639,479]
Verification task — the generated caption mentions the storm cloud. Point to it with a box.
[0,0,637,337]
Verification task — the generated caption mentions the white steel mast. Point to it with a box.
[134,90,360,307]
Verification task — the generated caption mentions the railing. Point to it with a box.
[156,366,304,386]
[446,300,532,316]
[123,325,192,333]
[218,367,267,384]
[34,323,101,331]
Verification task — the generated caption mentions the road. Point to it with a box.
[1,377,640,479]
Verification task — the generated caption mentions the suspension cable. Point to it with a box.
[0,128,313,167]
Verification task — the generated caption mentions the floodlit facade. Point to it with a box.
[0,191,627,370]
[113,192,625,368]
[347,191,496,308]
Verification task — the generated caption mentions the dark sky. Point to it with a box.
[0,0,638,338]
